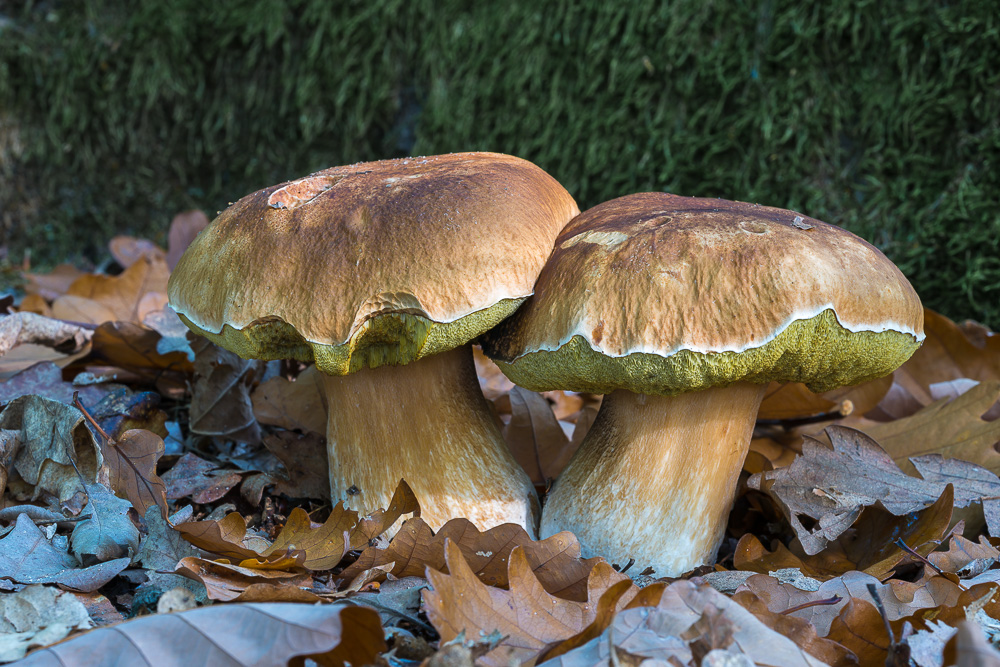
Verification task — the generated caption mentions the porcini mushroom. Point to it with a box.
[482,192,924,574]
[167,153,579,533]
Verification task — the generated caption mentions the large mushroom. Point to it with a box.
[167,152,579,533]
[483,192,924,574]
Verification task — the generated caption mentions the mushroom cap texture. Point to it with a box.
[482,192,925,395]
[167,152,579,375]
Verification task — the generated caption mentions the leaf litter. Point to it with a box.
[3,234,1000,664]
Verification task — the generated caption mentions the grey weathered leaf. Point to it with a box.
[0,514,128,592]
[16,601,386,667]
[70,483,140,564]
[0,395,103,501]
[0,585,92,663]
[749,426,998,553]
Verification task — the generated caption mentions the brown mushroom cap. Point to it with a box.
[483,192,924,395]
[168,152,579,375]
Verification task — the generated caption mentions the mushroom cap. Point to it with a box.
[482,193,924,395]
[167,153,579,374]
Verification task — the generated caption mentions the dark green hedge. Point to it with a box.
[3,0,999,324]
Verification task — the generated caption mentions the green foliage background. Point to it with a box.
[2,0,998,324]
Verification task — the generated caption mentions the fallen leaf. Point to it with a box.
[261,504,356,570]
[759,375,893,421]
[826,598,891,666]
[749,426,977,553]
[23,264,86,301]
[928,535,999,576]
[88,321,193,392]
[162,452,243,504]
[340,517,601,600]
[833,381,1000,476]
[166,210,211,270]
[70,483,141,564]
[52,255,170,325]
[0,514,129,592]
[0,585,92,663]
[540,579,829,667]
[97,428,168,519]
[424,539,630,667]
[947,620,1000,665]
[174,511,261,561]
[259,430,330,500]
[108,236,165,269]
[173,557,318,602]
[503,386,576,485]
[0,362,116,408]
[251,364,326,435]
[0,395,103,502]
[136,506,207,602]
[189,338,263,444]
[141,306,195,361]
[902,309,1000,393]
[14,601,386,667]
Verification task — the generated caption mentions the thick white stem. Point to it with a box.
[321,345,539,535]
[539,383,766,575]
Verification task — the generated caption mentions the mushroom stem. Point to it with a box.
[320,344,539,535]
[539,382,767,575]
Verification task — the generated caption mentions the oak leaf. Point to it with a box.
[423,539,631,667]
[750,426,974,553]
[503,386,576,485]
[340,517,601,600]
[99,428,168,520]
[52,255,170,325]
[14,602,385,667]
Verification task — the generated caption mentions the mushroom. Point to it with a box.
[167,153,579,534]
[482,193,924,574]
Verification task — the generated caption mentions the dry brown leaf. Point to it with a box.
[946,620,1000,666]
[99,428,168,520]
[503,386,576,485]
[189,337,263,444]
[750,426,973,553]
[734,486,951,581]
[166,210,211,269]
[902,309,1000,392]
[423,539,631,667]
[162,452,244,504]
[474,345,515,401]
[339,517,601,601]
[108,236,166,269]
[928,535,999,576]
[825,598,891,666]
[53,255,170,324]
[174,512,261,561]
[89,321,194,385]
[15,601,385,667]
[730,588,857,666]
[536,579,638,663]
[23,264,86,301]
[251,364,326,435]
[352,479,421,545]
[15,294,52,317]
[173,556,318,602]
[260,430,330,499]
[260,505,356,571]
[833,381,1000,476]
[0,342,91,380]
[759,375,893,421]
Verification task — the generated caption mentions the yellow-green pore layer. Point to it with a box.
[485,309,921,396]
[178,297,525,375]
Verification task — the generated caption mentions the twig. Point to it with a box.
[780,595,842,615]
[894,537,966,590]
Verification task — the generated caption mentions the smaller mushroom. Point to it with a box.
[483,193,924,575]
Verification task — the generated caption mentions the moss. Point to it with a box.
[495,309,922,395]
[3,0,999,325]
[178,297,525,375]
